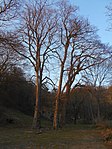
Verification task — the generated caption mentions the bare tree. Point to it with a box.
[53,0,110,129]
[0,0,21,83]
[0,47,18,80]
[82,59,112,87]
[0,0,19,29]
[53,0,78,129]
[9,0,58,129]
[82,59,112,122]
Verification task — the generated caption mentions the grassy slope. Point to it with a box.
[0,106,33,127]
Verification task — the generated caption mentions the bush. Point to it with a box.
[101,128,112,142]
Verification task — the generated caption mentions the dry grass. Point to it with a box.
[0,125,109,149]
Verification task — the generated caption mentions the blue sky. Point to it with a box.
[70,0,112,45]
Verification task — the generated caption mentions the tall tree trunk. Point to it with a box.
[53,41,69,129]
[53,64,64,129]
[60,99,66,127]
[32,49,41,129]
[53,95,59,129]
[32,71,41,129]
[60,85,70,126]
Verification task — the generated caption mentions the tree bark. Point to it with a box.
[53,64,64,129]
[32,48,41,129]
[60,85,70,126]
[32,71,41,129]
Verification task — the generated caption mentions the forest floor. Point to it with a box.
[0,124,111,149]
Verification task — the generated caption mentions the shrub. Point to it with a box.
[102,128,112,142]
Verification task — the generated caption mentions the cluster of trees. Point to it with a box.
[66,86,112,124]
[0,0,112,129]
[0,66,35,115]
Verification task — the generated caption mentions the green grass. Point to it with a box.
[0,106,33,128]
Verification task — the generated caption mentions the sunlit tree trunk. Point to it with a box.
[32,71,40,129]
[32,50,41,129]
[60,85,70,127]
[53,64,64,129]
